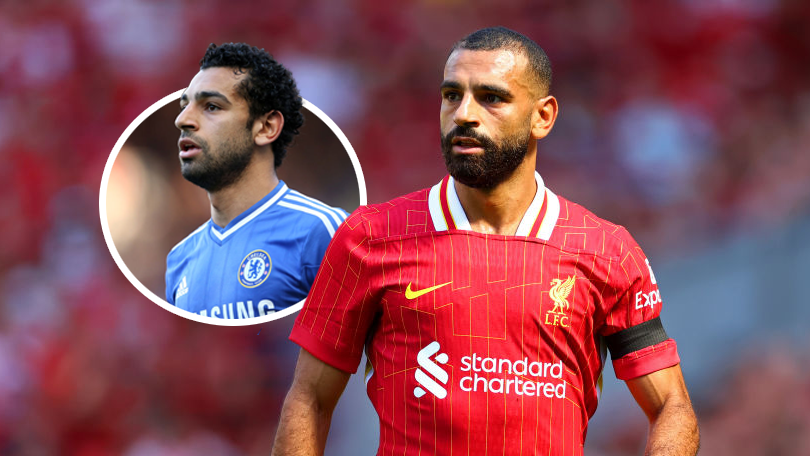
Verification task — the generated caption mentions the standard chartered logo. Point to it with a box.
[459,354,566,398]
[413,340,567,400]
[413,341,449,399]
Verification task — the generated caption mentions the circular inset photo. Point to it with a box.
[100,48,365,326]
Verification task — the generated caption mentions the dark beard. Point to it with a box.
[441,125,530,190]
[180,130,254,193]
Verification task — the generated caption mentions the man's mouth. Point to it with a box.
[451,136,483,153]
[178,138,202,159]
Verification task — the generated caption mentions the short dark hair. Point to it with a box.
[200,43,304,168]
[451,27,552,96]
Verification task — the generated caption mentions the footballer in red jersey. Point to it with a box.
[273,27,699,456]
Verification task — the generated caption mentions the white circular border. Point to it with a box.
[99,90,367,326]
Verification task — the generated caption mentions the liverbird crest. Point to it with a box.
[548,276,576,314]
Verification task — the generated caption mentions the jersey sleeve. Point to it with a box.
[599,228,680,380]
[290,208,381,373]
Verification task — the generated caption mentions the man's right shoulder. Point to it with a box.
[167,221,209,259]
[342,187,433,242]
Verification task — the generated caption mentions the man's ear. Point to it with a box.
[531,95,558,140]
[254,110,284,147]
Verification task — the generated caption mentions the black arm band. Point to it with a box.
[604,317,669,359]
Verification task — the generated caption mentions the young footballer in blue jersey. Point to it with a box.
[165,43,347,319]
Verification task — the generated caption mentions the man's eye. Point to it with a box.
[205,103,220,111]
[444,92,461,102]
[484,94,502,104]
[179,104,187,112]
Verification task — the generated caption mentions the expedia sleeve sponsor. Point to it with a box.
[600,228,666,335]
[599,228,680,379]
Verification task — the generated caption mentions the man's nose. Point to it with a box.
[175,104,198,131]
[453,94,480,128]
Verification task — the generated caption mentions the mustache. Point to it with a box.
[179,131,209,150]
[442,126,494,146]
[179,131,201,142]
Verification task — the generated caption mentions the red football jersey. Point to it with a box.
[291,173,679,456]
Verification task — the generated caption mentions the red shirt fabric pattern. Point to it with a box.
[291,173,679,456]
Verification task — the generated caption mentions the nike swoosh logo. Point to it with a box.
[405,281,452,300]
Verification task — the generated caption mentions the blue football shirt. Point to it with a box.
[165,181,348,319]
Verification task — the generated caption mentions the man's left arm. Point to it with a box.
[625,364,699,456]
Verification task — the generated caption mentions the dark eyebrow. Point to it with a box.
[179,90,232,105]
[475,84,513,100]
[196,91,232,105]
[440,80,462,91]
[439,81,514,100]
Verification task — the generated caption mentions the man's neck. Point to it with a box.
[454,157,538,236]
[208,160,279,228]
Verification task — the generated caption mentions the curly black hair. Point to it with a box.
[200,43,304,168]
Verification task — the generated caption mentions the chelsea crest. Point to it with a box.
[238,250,272,288]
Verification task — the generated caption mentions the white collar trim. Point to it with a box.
[210,183,289,241]
[428,172,558,239]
